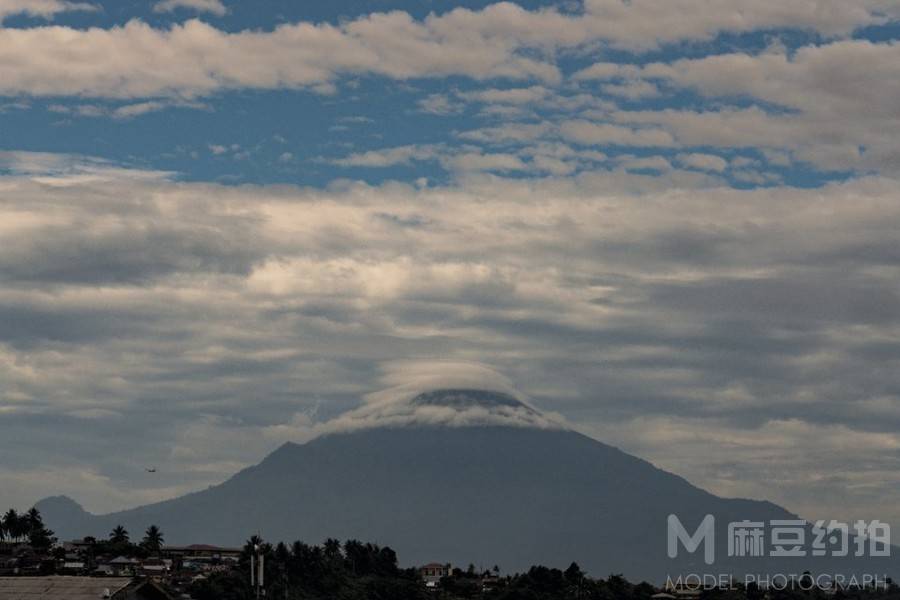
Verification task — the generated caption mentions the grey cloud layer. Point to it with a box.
[1,160,899,528]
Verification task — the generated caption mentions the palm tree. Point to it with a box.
[2,510,20,543]
[141,525,164,553]
[109,525,129,544]
[25,508,54,550]
[25,507,43,537]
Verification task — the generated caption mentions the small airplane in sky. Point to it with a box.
[146,468,157,473]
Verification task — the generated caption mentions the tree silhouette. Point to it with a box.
[2,509,21,543]
[110,525,130,544]
[24,508,54,550]
[25,507,41,528]
[142,525,164,553]
[565,561,584,583]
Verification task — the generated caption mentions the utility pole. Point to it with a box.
[251,542,265,598]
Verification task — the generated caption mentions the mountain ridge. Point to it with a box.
[36,390,897,581]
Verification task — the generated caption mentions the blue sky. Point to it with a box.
[3,0,898,188]
[1,0,900,538]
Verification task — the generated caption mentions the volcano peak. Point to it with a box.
[409,388,533,411]
[319,386,563,434]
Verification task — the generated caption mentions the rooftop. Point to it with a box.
[0,576,130,600]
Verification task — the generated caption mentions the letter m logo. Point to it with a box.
[668,514,715,565]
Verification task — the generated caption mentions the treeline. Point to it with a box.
[443,564,657,600]
[76,523,166,558]
[0,508,55,550]
[0,507,164,560]
[191,536,900,600]
[190,537,662,600]
[192,536,422,600]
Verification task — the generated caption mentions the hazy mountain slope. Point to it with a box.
[37,391,897,581]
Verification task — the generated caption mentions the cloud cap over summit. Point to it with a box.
[318,361,567,433]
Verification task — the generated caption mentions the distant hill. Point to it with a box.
[38,389,897,582]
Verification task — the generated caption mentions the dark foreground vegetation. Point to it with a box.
[192,536,900,600]
[3,507,899,600]
[192,536,653,600]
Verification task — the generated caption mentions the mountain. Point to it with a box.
[37,389,896,582]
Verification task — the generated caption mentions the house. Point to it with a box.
[63,538,97,554]
[139,558,169,579]
[102,555,140,577]
[419,562,451,588]
[0,557,18,576]
[481,574,502,592]
[122,579,175,599]
[161,544,240,561]
[0,576,174,599]
[662,583,702,599]
[160,544,240,572]
[59,560,87,574]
